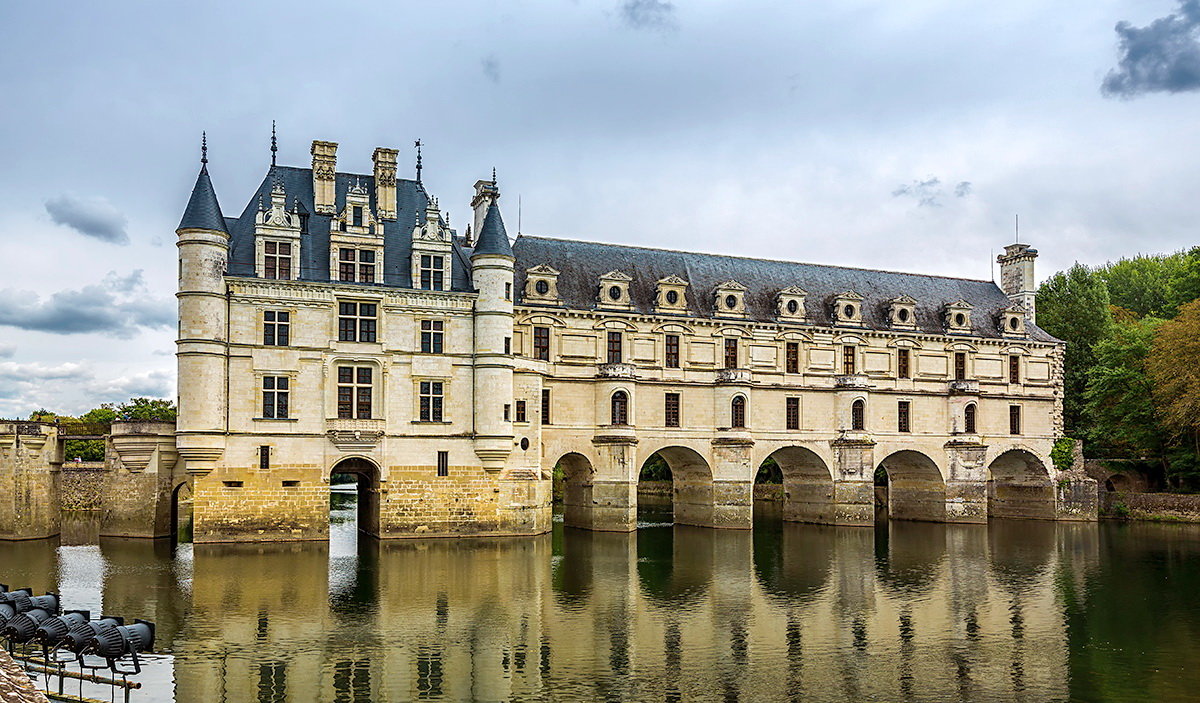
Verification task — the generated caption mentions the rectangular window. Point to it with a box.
[336,366,372,419]
[1009,405,1021,435]
[897,348,910,379]
[1009,354,1021,383]
[339,248,376,283]
[533,326,550,361]
[898,400,911,433]
[786,397,800,430]
[541,388,551,425]
[503,404,511,422]
[954,352,967,381]
[259,445,270,470]
[786,342,799,374]
[665,392,681,428]
[420,320,444,354]
[436,450,449,477]
[607,331,622,364]
[337,302,377,343]
[263,310,290,346]
[352,206,363,227]
[665,334,680,368]
[843,346,856,375]
[724,338,738,370]
[419,381,444,422]
[419,254,445,291]
[264,241,292,280]
[516,400,527,423]
[504,337,511,355]
[262,376,289,419]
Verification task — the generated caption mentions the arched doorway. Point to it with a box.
[638,452,674,524]
[330,457,381,537]
[755,447,835,525]
[170,481,193,544]
[640,446,715,528]
[988,449,1054,520]
[875,450,946,522]
[556,453,595,529]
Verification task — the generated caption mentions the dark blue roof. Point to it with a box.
[512,235,1058,342]
[178,165,229,233]
[225,166,473,292]
[472,204,514,258]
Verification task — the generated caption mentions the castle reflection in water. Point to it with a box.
[0,508,1103,702]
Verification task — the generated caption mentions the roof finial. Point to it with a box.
[414,139,423,184]
[201,131,208,165]
[270,120,277,167]
[491,166,497,185]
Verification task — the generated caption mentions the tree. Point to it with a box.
[1098,255,1181,319]
[1084,317,1163,460]
[115,398,177,422]
[1148,300,1200,489]
[1036,264,1113,437]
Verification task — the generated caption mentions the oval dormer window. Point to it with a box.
[955,313,966,326]
[535,280,550,295]
[1009,317,1019,330]
[608,285,622,301]
[787,299,799,314]
[844,304,856,319]
[666,290,679,305]
[897,308,910,323]
[725,294,738,310]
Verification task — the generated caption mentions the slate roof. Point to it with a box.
[222,166,474,291]
[178,165,229,234]
[473,204,514,257]
[512,236,1059,342]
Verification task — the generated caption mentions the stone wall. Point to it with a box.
[59,461,105,511]
[635,481,785,502]
[0,423,60,540]
[1104,491,1200,522]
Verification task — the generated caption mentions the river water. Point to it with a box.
[2,498,1199,702]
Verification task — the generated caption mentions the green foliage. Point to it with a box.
[1084,318,1164,459]
[1111,501,1131,519]
[755,457,782,484]
[639,453,672,481]
[1098,255,1183,319]
[115,397,177,421]
[1037,264,1113,435]
[1148,300,1200,489]
[1051,437,1077,473]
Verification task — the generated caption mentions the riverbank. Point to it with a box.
[0,650,47,703]
[1103,491,1200,522]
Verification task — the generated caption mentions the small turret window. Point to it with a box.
[725,295,738,309]
[608,285,622,301]
[965,403,977,434]
[844,304,856,318]
[535,280,550,295]
[611,391,629,426]
[666,290,679,305]
[731,396,746,428]
[1009,317,1019,330]
[955,312,966,326]
[787,300,799,314]
[851,399,865,430]
[897,308,910,323]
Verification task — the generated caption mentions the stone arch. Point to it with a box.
[987,448,1055,520]
[639,445,716,528]
[170,479,193,542]
[757,446,836,524]
[555,452,597,530]
[875,450,946,522]
[330,456,381,537]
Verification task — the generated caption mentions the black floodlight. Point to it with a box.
[85,619,156,674]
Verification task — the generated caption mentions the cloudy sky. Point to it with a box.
[1,0,1198,417]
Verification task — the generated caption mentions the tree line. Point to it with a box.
[1037,247,1200,490]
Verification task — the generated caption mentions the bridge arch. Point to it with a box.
[638,445,715,528]
[330,456,381,537]
[756,446,835,524]
[875,450,946,522]
[987,448,1055,520]
[555,452,597,529]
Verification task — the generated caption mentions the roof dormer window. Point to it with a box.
[713,281,747,318]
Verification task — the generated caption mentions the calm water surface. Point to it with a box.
[2,498,1199,702]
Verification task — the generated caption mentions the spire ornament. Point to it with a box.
[270,120,278,167]
[201,131,208,165]
[414,139,423,184]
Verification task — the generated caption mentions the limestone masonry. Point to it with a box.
[1,135,1099,545]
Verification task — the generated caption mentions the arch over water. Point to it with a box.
[555,452,596,530]
[876,450,946,522]
[330,456,381,537]
[641,445,715,528]
[758,446,836,525]
[988,449,1054,520]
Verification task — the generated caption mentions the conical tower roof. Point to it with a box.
[472,203,513,257]
[178,164,229,234]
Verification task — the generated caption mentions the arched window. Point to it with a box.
[964,403,977,434]
[611,391,629,426]
[731,396,746,428]
[851,399,865,431]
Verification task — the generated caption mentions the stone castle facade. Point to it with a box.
[173,137,1095,543]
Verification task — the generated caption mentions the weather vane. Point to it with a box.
[415,139,423,184]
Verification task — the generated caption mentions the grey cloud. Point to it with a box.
[892,177,973,207]
[620,0,678,32]
[1103,1,1200,97]
[0,270,173,338]
[0,361,92,401]
[482,55,501,83]
[86,369,173,400]
[0,343,14,358]
[44,194,129,245]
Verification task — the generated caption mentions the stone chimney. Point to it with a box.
[372,147,398,221]
[997,243,1038,323]
[470,178,500,246]
[311,140,338,214]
